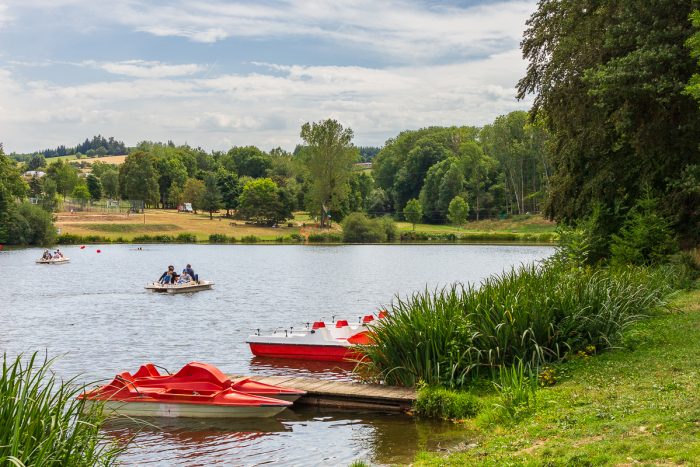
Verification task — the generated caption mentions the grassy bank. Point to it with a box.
[412,284,700,465]
[55,210,556,244]
[0,353,122,466]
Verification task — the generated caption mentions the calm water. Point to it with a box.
[3,244,553,466]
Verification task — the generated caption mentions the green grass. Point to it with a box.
[73,223,179,233]
[414,284,700,465]
[359,262,679,388]
[0,353,123,466]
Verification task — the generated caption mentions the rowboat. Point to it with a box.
[80,362,297,418]
[246,315,378,362]
[144,280,214,294]
[36,257,70,264]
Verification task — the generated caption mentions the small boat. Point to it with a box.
[246,315,378,362]
[129,362,306,403]
[80,362,297,418]
[36,257,70,264]
[144,280,214,294]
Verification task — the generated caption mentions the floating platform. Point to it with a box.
[230,375,416,412]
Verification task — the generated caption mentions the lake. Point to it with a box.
[3,243,553,465]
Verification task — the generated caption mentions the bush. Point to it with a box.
[414,386,481,420]
[208,233,230,243]
[132,234,175,243]
[5,202,56,245]
[0,353,123,465]
[240,235,260,243]
[307,233,342,243]
[175,233,198,243]
[342,212,390,243]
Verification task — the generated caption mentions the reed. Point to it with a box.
[0,353,123,466]
[360,263,679,388]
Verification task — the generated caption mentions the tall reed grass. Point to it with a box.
[0,353,123,466]
[359,262,680,388]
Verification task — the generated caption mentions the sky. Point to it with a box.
[0,0,537,153]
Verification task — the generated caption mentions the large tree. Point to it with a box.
[300,119,358,227]
[201,174,223,219]
[118,151,160,207]
[518,0,700,243]
[46,159,78,200]
[238,178,290,225]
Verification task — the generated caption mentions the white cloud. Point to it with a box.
[0,49,533,152]
[89,60,206,78]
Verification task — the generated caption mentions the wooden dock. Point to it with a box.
[231,375,416,412]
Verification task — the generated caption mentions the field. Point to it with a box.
[415,284,700,465]
[55,209,307,241]
[396,214,556,235]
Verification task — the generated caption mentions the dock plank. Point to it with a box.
[229,374,416,412]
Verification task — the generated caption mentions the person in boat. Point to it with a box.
[42,249,52,260]
[54,249,63,259]
[177,270,192,284]
[183,264,197,282]
[158,265,177,284]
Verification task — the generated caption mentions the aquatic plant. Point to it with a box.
[0,353,123,466]
[360,263,680,388]
[414,386,481,420]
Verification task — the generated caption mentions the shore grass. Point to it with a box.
[0,353,123,466]
[396,214,557,235]
[413,283,700,465]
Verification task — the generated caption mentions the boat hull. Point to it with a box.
[248,342,362,362]
[36,258,70,264]
[145,280,214,294]
[87,399,287,418]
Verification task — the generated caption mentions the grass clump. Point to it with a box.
[175,233,197,243]
[0,353,123,466]
[360,262,681,388]
[307,232,343,243]
[414,386,481,420]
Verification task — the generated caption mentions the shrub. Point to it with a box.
[57,233,83,244]
[414,386,481,420]
[289,233,305,242]
[342,212,390,243]
[209,233,230,243]
[307,233,342,243]
[485,360,538,424]
[0,353,124,465]
[5,202,56,245]
[175,233,198,243]
[240,235,260,243]
[132,234,174,243]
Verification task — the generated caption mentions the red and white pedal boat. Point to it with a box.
[246,313,385,362]
[80,362,303,418]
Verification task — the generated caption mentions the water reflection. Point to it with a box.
[249,356,357,382]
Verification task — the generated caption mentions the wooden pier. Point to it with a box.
[231,375,416,412]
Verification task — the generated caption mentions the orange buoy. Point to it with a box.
[96,249,101,253]
[80,245,86,249]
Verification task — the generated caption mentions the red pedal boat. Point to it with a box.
[246,313,383,362]
[80,362,303,418]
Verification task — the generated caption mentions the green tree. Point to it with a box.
[72,182,91,209]
[300,119,358,227]
[216,170,241,216]
[40,178,59,213]
[100,169,119,199]
[86,174,102,202]
[447,196,469,226]
[182,178,205,214]
[27,154,46,171]
[404,198,423,230]
[5,202,57,245]
[686,10,700,101]
[201,174,223,219]
[118,151,160,206]
[224,146,272,178]
[238,178,290,225]
[155,156,188,208]
[518,0,700,244]
[46,160,78,200]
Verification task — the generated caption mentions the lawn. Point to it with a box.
[55,209,303,241]
[415,284,700,466]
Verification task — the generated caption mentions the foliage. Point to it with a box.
[224,146,272,178]
[341,212,395,243]
[447,196,469,226]
[5,202,56,245]
[85,174,102,201]
[414,386,481,420]
[404,198,422,230]
[118,151,159,206]
[238,178,292,225]
[685,10,700,101]
[300,119,358,227]
[71,183,91,208]
[610,192,678,266]
[518,0,700,245]
[182,178,205,213]
[307,232,343,243]
[46,159,78,200]
[0,353,123,466]
[359,262,681,388]
[483,360,538,424]
[201,173,223,219]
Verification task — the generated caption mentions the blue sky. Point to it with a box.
[0,0,536,153]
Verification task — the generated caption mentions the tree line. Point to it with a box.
[10,135,127,163]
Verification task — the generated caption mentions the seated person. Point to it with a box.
[158,265,176,284]
[183,264,197,282]
[177,271,192,284]
[42,249,51,260]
